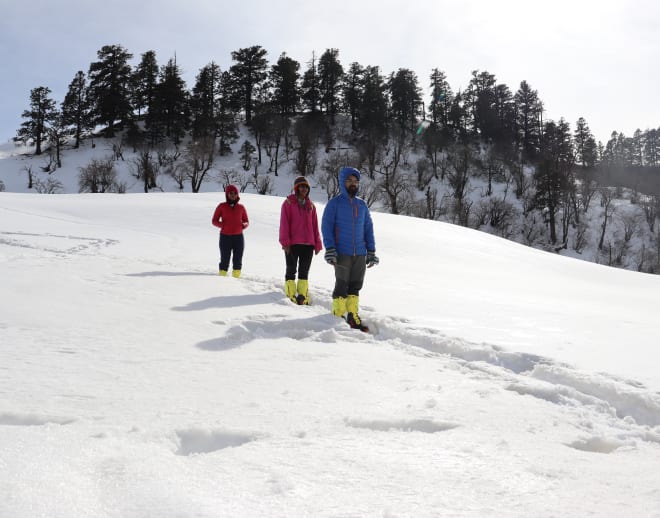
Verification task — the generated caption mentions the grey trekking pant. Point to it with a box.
[332,254,366,298]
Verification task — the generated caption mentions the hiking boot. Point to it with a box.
[346,312,369,332]
[296,279,310,305]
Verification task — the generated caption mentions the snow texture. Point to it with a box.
[1,185,660,517]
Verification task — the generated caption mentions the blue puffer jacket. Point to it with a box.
[321,167,376,256]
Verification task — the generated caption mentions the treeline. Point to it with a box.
[16,43,660,173]
[13,43,660,272]
[16,43,660,175]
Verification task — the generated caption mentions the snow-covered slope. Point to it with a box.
[1,192,659,517]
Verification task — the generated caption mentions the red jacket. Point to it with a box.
[212,202,249,235]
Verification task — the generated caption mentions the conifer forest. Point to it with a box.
[10,44,660,274]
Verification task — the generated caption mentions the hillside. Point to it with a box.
[1,124,659,276]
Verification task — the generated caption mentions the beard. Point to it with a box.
[346,185,358,196]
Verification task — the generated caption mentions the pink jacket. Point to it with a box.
[279,194,323,252]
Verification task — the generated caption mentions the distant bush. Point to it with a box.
[78,157,121,193]
[34,177,63,194]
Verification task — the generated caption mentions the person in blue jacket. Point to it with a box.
[321,166,379,331]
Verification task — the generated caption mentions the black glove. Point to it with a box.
[324,247,337,265]
[366,251,379,268]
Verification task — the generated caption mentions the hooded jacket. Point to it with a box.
[211,185,249,235]
[321,167,375,256]
[279,191,323,253]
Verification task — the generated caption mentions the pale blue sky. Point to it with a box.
[2,0,659,145]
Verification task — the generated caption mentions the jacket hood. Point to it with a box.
[339,167,360,197]
[225,184,240,202]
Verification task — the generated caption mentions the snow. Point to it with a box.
[1,179,660,516]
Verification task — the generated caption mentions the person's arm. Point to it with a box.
[321,199,337,250]
[211,204,223,229]
[364,205,376,252]
[312,205,323,253]
[279,200,290,247]
[241,205,249,229]
[363,205,378,267]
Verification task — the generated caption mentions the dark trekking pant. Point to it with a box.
[285,244,315,280]
[219,233,244,271]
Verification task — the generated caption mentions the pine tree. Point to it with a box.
[301,53,320,113]
[574,117,598,168]
[343,62,364,132]
[270,53,300,117]
[571,118,598,224]
[359,66,388,132]
[494,83,516,149]
[535,119,574,244]
[189,66,238,153]
[388,68,422,135]
[87,44,134,137]
[190,62,223,140]
[601,132,619,167]
[131,50,159,119]
[16,86,57,155]
[514,80,543,160]
[217,71,239,155]
[643,128,659,167]
[428,68,453,132]
[466,70,498,141]
[623,134,636,168]
[61,71,92,149]
[229,45,268,124]
[448,90,469,141]
[149,58,189,145]
[358,66,389,173]
[318,49,344,124]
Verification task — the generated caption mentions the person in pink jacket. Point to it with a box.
[279,176,323,304]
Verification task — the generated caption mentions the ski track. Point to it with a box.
[198,273,660,450]
[0,230,117,255]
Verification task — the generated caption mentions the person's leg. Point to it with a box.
[285,248,299,280]
[346,256,367,328]
[231,234,245,277]
[296,245,314,280]
[219,235,231,274]
[294,245,314,304]
[332,254,352,298]
[283,247,299,300]
[331,254,352,316]
[347,255,366,296]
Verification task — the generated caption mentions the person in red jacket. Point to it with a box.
[211,185,249,277]
[279,176,323,304]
